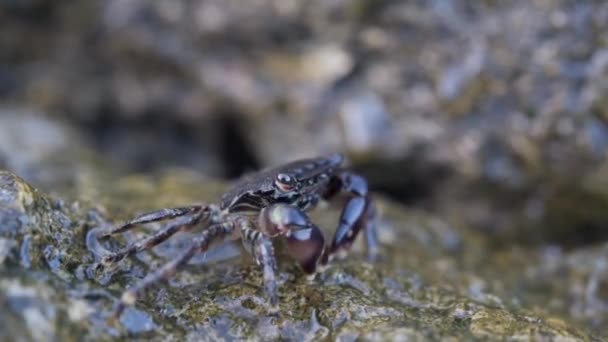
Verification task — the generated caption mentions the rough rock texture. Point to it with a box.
[3,1,608,340]
[0,170,602,340]
[3,1,608,164]
[3,0,608,248]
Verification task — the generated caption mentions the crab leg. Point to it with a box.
[100,205,205,238]
[255,238,278,309]
[113,221,234,318]
[323,172,379,263]
[101,213,203,266]
[240,221,279,308]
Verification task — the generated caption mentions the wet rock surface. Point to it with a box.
[3,0,608,340]
[0,169,603,340]
[3,0,608,248]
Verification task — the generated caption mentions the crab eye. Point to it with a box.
[275,173,295,192]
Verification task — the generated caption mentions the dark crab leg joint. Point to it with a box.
[95,153,379,318]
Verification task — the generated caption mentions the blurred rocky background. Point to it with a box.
[2,0,608,340]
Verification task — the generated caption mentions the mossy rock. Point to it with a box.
[0,170,600,340]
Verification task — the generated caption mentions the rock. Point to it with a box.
[0,111,96,192]
[5,1,608,255]
[0,170,601,340]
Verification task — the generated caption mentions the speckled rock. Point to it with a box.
[4,1,608,250]
[0,170,601,340]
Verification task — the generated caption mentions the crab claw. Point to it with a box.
[259,204,325,274]
[285,224,325,274]
[259,204,311,236]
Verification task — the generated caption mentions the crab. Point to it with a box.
[96,153,379,316]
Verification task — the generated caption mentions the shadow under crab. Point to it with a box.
[92,153,379,317]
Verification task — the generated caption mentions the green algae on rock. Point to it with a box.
[0,170,601,340]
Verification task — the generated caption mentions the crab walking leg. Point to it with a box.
[113,221,234,318]
[323,172,379,264]
[240,222,279,307]
[363,202,380,259]
[101,214,203,266]
[100,205,206,238]
[255,238,278,308]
